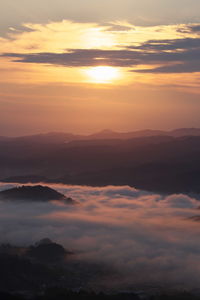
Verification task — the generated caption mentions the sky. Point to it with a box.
[1,0,200,136]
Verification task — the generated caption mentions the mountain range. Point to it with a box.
[2,128,200,143]
[1,128,200,194]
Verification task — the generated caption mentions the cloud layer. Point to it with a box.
[1,0,200,37]
[1,182,200,290]
[3,33,200,73]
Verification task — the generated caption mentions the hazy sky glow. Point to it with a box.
[0,1,200,135]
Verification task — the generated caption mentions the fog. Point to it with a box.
[1,182,200,290]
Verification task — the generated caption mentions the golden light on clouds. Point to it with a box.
[1,20,200,88]
[84,66,121,83]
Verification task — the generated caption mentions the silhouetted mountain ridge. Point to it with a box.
[2,131,200,194]
[0,185,74,203]
[2,128,200,143]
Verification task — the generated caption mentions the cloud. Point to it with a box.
[3,36,200,73]
[103,22,135,32]
[130,38,200,73]
[187,24,200,34]
[161,194,199,208]
[129,37,200,51]
[1,49,142,67]
[1,0,200,36]
[1,20,200,76]
[0,182,200,290]
[136,61,200,74]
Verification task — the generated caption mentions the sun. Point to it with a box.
[85,66,121,83]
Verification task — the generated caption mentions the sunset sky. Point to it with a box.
[1,0,200,136]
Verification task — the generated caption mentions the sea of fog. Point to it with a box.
[1,182,200,291]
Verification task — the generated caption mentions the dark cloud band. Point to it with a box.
[2,37,200,73]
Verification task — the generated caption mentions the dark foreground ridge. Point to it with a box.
[0,240,199,300]
[0,239,118,299]
[0,185,74,203]
[1,289,200,300]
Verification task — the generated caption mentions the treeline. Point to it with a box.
[1,288,200,300]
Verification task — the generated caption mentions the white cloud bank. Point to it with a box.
[0,182,200,290]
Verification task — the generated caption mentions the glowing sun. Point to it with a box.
[85,66,120,83]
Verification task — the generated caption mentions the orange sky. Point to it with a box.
[1,2,200,135]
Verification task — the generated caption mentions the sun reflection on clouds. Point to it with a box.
[1,20,200,87]
[83,27,115,49]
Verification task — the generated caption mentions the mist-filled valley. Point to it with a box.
[2,131,200,299]
[1,181,200,299]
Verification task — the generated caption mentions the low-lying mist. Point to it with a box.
[0,182,200,291]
